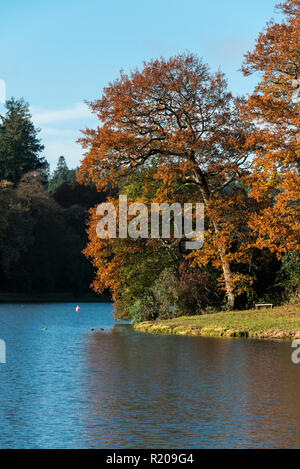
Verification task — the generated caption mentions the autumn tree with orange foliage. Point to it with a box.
[242,0,300,256]
[79,54,257,309]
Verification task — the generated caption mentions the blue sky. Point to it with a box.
[0,0,280,170]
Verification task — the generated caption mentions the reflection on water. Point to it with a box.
[0,303,299,448]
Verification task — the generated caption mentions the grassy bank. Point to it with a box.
[134,305,300,341]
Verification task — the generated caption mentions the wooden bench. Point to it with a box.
[255,304,274,310]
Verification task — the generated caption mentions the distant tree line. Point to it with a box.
[0,98,109,297]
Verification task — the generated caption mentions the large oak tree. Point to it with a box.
[79,54,256,308]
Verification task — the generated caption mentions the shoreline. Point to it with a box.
[0,293,112,303]
[134,305,300,341]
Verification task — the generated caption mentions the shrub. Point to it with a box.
[276,251,300,304]
[130,289,159,323]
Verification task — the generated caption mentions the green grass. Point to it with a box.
[134,305,300,340]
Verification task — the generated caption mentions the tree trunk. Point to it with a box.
[218,247,235,309]
[212,215,236,309]
[193,169,236,309]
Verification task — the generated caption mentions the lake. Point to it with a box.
[0,302,299,448]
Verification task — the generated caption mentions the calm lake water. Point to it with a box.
[0,302,299,448]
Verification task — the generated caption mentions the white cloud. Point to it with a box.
[29,102,97,170]
[31,101,93,125]
[27,101,98,170]
[40,127,78,138]
[43,140,84,170]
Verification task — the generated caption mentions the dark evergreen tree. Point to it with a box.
[0,98,47,183]
[48,156,77,192]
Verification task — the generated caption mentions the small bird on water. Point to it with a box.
[42,327,47,331]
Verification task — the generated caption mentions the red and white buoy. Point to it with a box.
[76,305,80,312]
